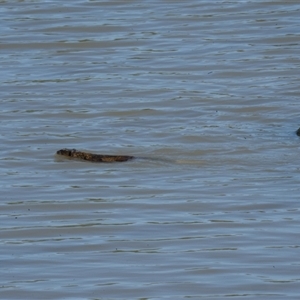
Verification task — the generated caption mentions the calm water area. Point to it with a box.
[1,1,300,299]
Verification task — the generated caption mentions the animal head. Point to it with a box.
[56,148,77,157]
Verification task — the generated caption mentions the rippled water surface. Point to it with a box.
[1,1,300,299]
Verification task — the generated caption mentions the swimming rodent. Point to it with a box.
[56,148,134,163]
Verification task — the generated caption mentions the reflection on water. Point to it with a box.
[1,1,300,299]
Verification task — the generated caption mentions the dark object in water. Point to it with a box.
[297,128,300,136]
[56,148,134,163]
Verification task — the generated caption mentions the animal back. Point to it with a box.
[56,149,134,163]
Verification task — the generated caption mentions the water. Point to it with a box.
[1,1,300,299]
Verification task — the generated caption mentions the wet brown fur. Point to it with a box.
[56,149,134,163]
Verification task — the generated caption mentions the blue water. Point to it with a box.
[1,1,300,299]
